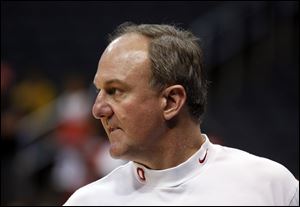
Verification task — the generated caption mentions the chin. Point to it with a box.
[109,144,127,159]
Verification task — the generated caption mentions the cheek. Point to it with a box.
[121,103,163,137]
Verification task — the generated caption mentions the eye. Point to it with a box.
[107,88,117,95]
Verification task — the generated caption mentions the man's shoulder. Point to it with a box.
[207,143,299,204]
[215,144,294,176]
[63,161,132,206]
[212,143,298,187]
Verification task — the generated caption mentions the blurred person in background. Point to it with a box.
[10,68,56,117]
[63,22,299,205]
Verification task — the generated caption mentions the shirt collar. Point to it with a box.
[131,134,211,188]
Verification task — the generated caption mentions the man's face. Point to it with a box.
[92,34,165,161]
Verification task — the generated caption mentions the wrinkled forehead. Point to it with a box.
[96,50,150,76]
[94,34,152,86]
[96,33,151,73]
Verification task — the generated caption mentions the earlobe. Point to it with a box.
[162,85,186,120]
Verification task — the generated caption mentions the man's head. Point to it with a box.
[92,23,208,163]
[109,23,208,123]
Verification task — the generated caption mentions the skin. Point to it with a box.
[92,33,205,170]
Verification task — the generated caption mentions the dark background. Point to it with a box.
[1,1,299,205]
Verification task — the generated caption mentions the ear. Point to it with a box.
[161,85,187,120]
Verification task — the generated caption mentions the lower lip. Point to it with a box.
[110,128,121,134]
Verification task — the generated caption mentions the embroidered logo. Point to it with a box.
[137,167,146,181]
[199,149,208,164]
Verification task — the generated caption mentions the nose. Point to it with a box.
[92,91,113,119]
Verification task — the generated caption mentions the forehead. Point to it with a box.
[107,33,150,53]
[94,34,151,86]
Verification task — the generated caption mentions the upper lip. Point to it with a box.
[105,119,120,133]
[108,126,120,133]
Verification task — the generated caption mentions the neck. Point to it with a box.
[134,118,205,170]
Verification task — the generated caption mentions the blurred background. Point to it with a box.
[1,1,299,205]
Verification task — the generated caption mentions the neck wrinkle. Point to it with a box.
[134,122,204,170]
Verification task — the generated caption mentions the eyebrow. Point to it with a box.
[93,79,129,89]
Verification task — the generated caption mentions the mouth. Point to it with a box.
[108,126,121,134]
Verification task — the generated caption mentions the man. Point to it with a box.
[64,23,299,205]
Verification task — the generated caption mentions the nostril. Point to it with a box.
[99,114,107,118]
